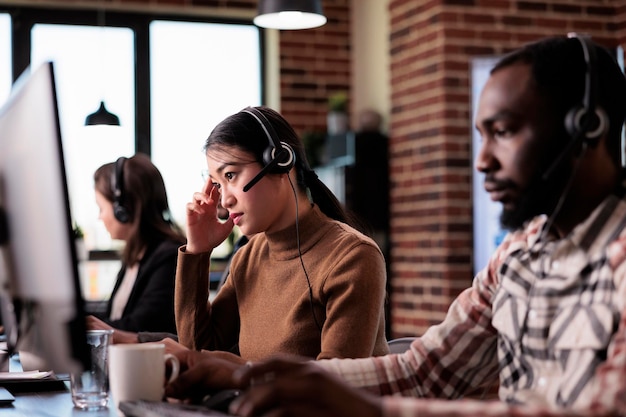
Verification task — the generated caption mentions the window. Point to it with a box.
[150,21,261,255]
[471,57,504,275]
[4,9,262,253]
[3,8,262,299]
[31,23,136,250]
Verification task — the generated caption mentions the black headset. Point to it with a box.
[564,32,609,145]
[240,106,321,332]
[112,156,131,223]
[241,107,296,192]
[542,33,610,181]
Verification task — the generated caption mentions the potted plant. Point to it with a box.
[72,223,84,240]
[327,92,349,135]
[73,223,88,261]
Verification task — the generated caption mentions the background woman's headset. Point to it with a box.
[112,156,131,223]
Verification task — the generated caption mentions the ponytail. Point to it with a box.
[300,168,372,236]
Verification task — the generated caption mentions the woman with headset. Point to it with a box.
[86,153,186,334]
[173,105,389,363]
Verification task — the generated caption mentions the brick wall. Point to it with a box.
[387,0,623,337]
[275,1,350,132]
[9,0,626,337]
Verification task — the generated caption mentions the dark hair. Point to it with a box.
[203,106,369,233]
[492,35,626,167]
[94,153,186,265]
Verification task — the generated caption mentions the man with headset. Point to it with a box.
[164,35,626,416]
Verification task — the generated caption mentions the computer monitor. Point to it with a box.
[0,61,90,375]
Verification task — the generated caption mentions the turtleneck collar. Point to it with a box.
[264,204,329,261]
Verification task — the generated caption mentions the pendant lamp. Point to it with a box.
[85,101,120,126]
[254,0,327,30]
[85,5,120,126]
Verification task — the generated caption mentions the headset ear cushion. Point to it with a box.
[113,203,130,223]
[278,142,296,170]
[564,105,609,145]
[263,142,296,173]
[262,146,275,167]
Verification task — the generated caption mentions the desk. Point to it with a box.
[3,384,118,417]
[2,355,119,417]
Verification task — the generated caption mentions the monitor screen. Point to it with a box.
[0,61,89,375]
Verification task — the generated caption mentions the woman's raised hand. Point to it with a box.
[185,180,234,254]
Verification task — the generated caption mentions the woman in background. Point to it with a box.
[86,153,186,334]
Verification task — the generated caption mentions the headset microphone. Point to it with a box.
[240,106,321,332]
[243,147,289,192]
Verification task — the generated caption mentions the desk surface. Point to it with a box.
[4,385,119,417]
[3,383,119,417]
[2,354,119,417]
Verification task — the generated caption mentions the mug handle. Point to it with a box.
[164,353,180,384]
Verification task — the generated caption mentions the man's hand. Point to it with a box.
[165,350,244,402]
[229,355,383,417]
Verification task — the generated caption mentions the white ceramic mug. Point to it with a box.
[108,343,179,413]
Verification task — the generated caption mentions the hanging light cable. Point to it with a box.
[253,0,327,30]
[85,5,120,126]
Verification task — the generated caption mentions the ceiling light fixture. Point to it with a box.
[85,101,120,126]
[85,5,120,126]
[254,0,327,30]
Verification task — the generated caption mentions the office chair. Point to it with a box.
[387,336,416,354]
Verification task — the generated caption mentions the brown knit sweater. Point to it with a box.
[175,205,389,361]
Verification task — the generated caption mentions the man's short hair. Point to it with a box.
[492,36,626,166]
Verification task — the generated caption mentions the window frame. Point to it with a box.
[3,5,266,155]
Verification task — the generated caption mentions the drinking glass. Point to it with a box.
[70,329,114,410]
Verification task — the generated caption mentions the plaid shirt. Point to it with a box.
[318,188,626,417]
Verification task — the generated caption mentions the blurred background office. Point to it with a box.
[0,0,622,340]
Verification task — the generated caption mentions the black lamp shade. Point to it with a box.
[85,101,120,126]
[254,0,326,30]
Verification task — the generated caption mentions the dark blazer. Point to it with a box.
[97,239,181,334]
